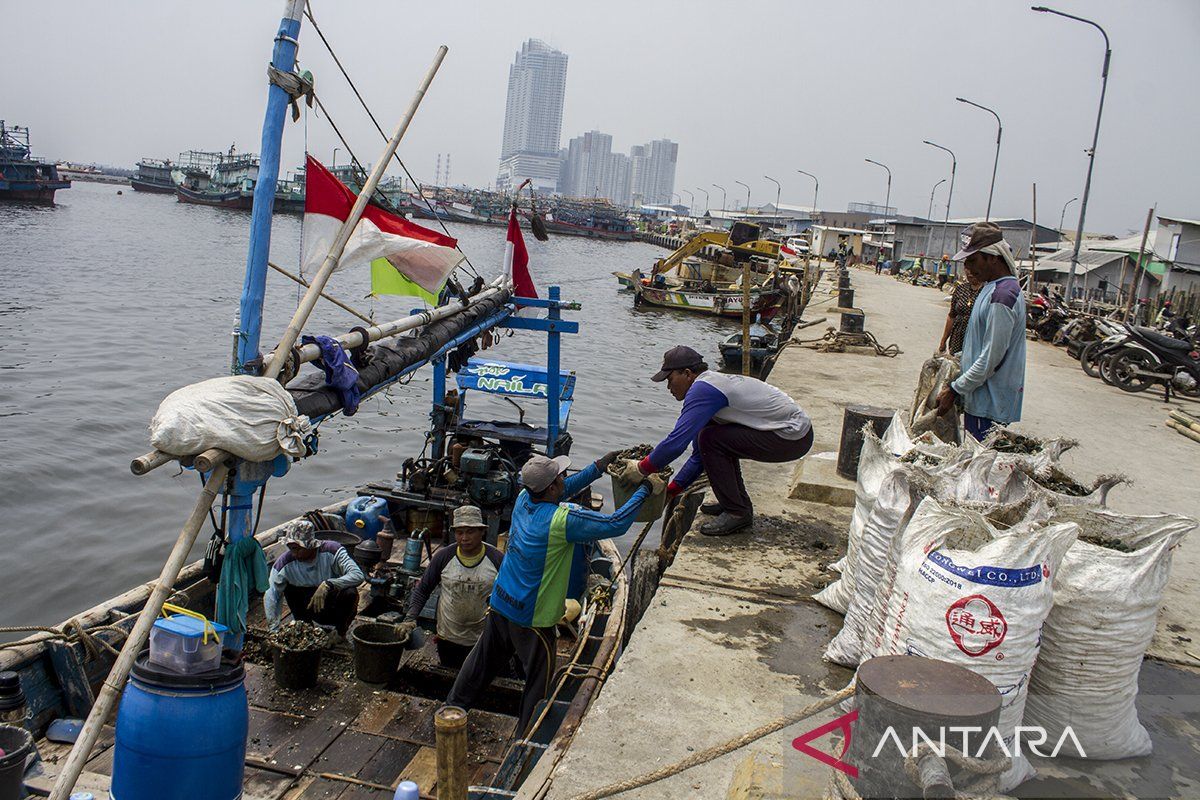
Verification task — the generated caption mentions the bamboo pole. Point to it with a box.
[49,462,231,800]
[263,46,449,381]
[1169,410,1200,433]
[268,261,373,324]
[1167,419,1200,445]
[1124,207,1155,322]
[435,705,468,800]
[741,262,752,375]
[1029,183,1037,290]
[130,450,175,476]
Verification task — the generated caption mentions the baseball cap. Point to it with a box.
[451,505,487,529]
[952,222,1005,261]
[651,345,705,382]
[521,454,571,493]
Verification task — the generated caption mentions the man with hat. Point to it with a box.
[447,450,663,736]
[263,522,366,636]
[399,506,504,667]
[935,221,1027,440]
[618,346,813,537]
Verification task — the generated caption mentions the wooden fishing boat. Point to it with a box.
[633,280,779,318]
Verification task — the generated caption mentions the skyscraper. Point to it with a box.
[559,131,632,206]
[496,39,568,194]
[630,139,678,206]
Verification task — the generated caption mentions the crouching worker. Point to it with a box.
[264,524,365,636]
[447,451,663,736]
[398,506,504,668]
[620,346,814,537]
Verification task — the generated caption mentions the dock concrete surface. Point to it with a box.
[545,267,1200,800]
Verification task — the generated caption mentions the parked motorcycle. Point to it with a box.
[1079,326,1132,379]
[1027,293,1070,341]
[1106,326,1200,398]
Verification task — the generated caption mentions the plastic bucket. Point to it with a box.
[351,623,408,685]
[0,724,32,800]
[272,646,322,691]
[611,476,665,523]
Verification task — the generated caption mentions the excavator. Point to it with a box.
[650,221,781,276]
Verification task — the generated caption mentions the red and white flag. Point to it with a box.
[301,155,461,292]
[503,206,538,301]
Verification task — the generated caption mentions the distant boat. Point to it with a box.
[0,120,70,204]
[130,158,175,193]
[173,148,305,213]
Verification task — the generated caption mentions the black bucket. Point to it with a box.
[351,623,408,684]
[272,646,322,691]
[0,724,33,800]
[316,530,361,551]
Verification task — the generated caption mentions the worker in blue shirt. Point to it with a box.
[936,222,1027,440]
[446,452,665,736]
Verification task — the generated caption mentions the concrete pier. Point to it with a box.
[545,265,1200,799]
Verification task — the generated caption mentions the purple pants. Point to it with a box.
[698,423,815,516]
[964,413,998,442]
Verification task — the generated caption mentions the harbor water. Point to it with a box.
[0,181,734,628]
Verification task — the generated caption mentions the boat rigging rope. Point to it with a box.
[303,1,481,281]
[0,621,129,658]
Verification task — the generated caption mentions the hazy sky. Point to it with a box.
[4,0,1197,234]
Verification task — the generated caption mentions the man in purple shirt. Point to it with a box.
[620,346,814,536]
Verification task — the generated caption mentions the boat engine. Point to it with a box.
[457,447,518,508]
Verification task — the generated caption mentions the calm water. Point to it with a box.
[0,181,734,628]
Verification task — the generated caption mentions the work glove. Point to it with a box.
[307,581,331,613]
[612,459,645,487]
[641,472,668,497]
[594,449,625,473]
[396,619,417,640]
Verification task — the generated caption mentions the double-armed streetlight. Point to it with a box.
[956,97,1002,221]
[712,183,727,213]
[764,175,781,231]
[923,140,957,258]
[734,180,751,212]
[1033,5,1111,298]
[695,187,710,213]
[864,159,892,222]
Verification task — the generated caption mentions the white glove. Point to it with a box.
[641,472,668,497]
[613,459,644,486]
[307,581,330,613]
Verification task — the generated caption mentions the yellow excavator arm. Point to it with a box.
[652,231,730,275]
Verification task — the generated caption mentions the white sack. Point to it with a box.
[1024,508,1194,759]
[149,375,312,462]
[814,413,914,613]
[869,497,1078,790]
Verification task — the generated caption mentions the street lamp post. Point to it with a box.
[864,159,892,264]
[956,97,1002,221]
[923,140,957,261]
[733,180,751,212]
[696,187,710,214]
[764,175,781,233]
[682,189,694,217]
[332,147,339,169]
[1058,196,1078,239]
[733,180,753,375]
[924,178,947,257]
[1035,5,1111,299]
[712,183,727,213]
[797,170,819,267]
[796,169,819,219]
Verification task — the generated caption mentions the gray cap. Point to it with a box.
[521,454,571,493]
[452,505,487,529]
[651,345,705,382]
[285,520,319,548]
[952,221,1005,261]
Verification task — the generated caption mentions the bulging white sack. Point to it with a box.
[149,375,312,463]
[1024,507,1194,760]
[869,497,1078,790]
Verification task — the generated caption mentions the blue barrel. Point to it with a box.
[346,495,388,541]
[112,655,247,800]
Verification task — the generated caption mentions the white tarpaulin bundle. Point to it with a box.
[864,497,1077,790]
[1023,507,1194,759]
[149,375,312,463]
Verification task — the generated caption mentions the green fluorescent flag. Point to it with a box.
[370,257,442,303]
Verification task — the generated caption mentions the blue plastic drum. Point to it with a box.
[111,655,248,800]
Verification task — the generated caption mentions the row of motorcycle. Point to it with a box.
[1026,293,1199,399]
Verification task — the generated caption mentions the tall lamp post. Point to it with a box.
[734,180,751,212]
[923,140,957,260]
[924,178,947,257]
[733,180,753,375]
[696,187,710,214]
[1033,7,1110,299]
[956,97,1002,221]
[712,183,727,213]
[1058,196,1078,239]
[764,175,781,232]
[864,159,892,222]
[332,147,340,168]
[682,189,694,216]
[797,170,819,266]
[796,169,819,219]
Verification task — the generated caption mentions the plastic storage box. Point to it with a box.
[149,610,228,675]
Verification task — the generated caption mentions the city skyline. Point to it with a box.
[558,130,678,207]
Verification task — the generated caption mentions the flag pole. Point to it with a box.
[263,45,449,381]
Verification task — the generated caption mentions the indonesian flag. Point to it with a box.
[781,243,797,257]
[503,206,539,310]
[301,155,461,292]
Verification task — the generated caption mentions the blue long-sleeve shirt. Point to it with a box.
[490,462,648,628]
[950,275,1026,424]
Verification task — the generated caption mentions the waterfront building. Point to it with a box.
[629,139,678,206]
[496,39,568,194]
[560,130,631,206]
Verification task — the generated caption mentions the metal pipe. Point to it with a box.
[1033,6,1111,300]
[263,45,449,380]
[923,141,957,261]
[49,462,231,800]
[956,97,1002,221]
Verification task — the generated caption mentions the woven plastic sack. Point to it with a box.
[1024,507,1194,759]
[869,497,1077,790]
[909,354,961,444]
[150,375,312,462]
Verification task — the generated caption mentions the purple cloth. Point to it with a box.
[302,334,361,416]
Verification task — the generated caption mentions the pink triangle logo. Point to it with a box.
[792,709,859,778]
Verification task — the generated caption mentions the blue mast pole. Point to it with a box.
[221,0,304,651]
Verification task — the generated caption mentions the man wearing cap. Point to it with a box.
[263,523,366,636]
[399,506,504,667]
[447,450,662,736]
[619,346,813,536]
[935,221,1027,441]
